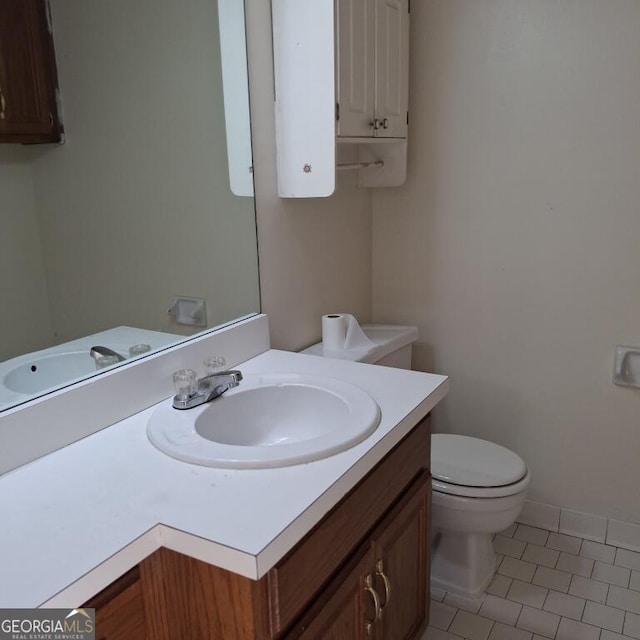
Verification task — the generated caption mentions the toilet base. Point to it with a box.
[431,530,496,599]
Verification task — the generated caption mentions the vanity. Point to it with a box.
[0,325,447,640]
[87,417,430,639]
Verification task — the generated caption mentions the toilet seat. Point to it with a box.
[433,470,531,498]
[432,434,529,498]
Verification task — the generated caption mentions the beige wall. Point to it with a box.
[0,150,53,360]
[246,3,373,352]
[373,0,640,523]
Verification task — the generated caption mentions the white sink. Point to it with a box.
[3,352,99,394]
[147,373,381,468]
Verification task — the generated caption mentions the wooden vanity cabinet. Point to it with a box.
[85,417,432,640]
[0,0,62,143]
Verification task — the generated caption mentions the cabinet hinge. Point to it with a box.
[408,0,411,13]
[335,102,340,122]
[407,111,409,125]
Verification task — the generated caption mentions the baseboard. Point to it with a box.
[517,500,640,552]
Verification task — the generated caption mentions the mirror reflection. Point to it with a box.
[0,0,260,411]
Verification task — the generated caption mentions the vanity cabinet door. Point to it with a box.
[0,0,62,143]
[286,472,430,640]
[373,473,430,640]
[294,549,377,640]
[85,567,147,640]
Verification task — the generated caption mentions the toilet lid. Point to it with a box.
[431,434,526,488]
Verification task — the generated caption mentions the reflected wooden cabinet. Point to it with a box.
[0,0,62,143]
[85,418,432,640]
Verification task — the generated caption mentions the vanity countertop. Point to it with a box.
[0,349,447,608]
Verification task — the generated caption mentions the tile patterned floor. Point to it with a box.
[421,523,640,640]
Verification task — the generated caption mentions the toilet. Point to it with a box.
[430,434,530,598]
[303,323,530,599]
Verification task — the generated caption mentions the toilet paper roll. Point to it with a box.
[322,313,375,354]
[322,314,348,351]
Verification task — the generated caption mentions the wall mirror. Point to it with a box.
[0,0,260,412]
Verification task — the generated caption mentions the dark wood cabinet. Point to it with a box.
[373,476,429,639]
[0,0,62,143]
[290,548,375,640]
[85,417,432,640]
[84,567,147,640]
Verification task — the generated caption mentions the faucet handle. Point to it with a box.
[129,343,151,357]
[203,355,227,375]
[95,355,121,370]
[173,369,197,401]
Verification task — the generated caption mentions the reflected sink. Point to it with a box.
[147,373,381,468]
[3,352,99,394]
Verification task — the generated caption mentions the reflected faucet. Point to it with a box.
[89,346,126,363]
[172,370,243,410]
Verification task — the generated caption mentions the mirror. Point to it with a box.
[0,0,260,411]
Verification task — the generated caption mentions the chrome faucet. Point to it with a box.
[172,370,243,410]
[89,346,126,362]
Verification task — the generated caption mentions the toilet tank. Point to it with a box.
[301,324,418,370]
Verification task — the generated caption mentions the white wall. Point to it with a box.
[373,0,640,523]
[31,0,259,343]
[0,149,53,360]
[246,3,373,352]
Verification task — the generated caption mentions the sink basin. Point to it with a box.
[147,373,381,468]
[3,352,99,394]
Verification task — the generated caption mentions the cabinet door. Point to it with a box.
[294,548,378,640]
[0,0,61,143]
[374,0,409,138]
[336,0,376,138]
[374,473,430,640]
[85,567,147,640]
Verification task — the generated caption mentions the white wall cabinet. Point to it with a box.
[272,0,409,198]
[336,0,409,140]
[273,0,336,198]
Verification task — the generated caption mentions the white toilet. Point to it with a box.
[430,434,530,598]
[303,323,530,599]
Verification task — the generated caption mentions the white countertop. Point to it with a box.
[0,349,447,608]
